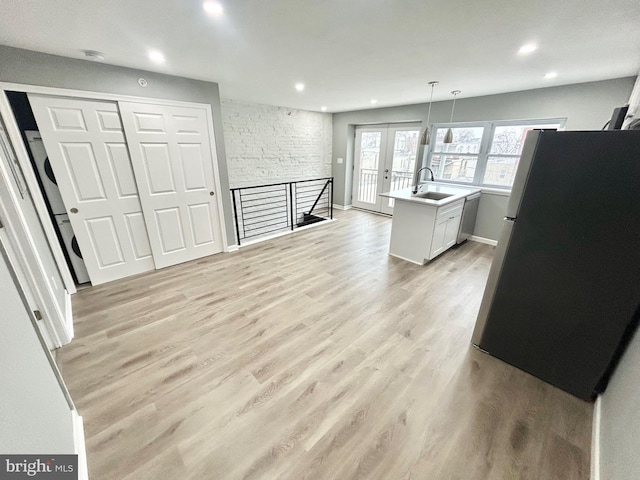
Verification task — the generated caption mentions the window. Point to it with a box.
[426,118,565,189]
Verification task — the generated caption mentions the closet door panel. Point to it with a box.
[119,102,223,269]
[29,95,154,285]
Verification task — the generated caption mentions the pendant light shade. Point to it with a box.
[443,90,461,144]
[420,81,439,145]
[443,128,453,144]
[419,128,430,146]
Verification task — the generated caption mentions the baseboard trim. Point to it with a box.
[388,252,425,265]
[591,395,602,480]
[469,235,498,246]
[226,245,240,252]
[72,410,89,480]
[63,291,73,345]
[332,204,352,211]
[350,206,392,217]
[238,219,337,248]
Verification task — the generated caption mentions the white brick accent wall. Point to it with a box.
[221,99,332,188]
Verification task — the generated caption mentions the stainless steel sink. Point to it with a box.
[413,191,454,200]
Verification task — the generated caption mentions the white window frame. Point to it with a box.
[424,117,567,190]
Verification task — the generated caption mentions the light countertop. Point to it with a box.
[380,183,482,207]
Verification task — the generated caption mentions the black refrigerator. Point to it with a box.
[471,130,640,401]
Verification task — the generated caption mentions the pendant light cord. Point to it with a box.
[449,95,457,122]
[426,83,435,126]
[449,90,461,122]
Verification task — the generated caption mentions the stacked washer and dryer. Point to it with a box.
[25,131,91,285]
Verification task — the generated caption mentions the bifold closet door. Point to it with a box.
[118,102,223,269]
[28,95,155,285]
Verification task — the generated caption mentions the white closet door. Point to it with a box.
[28,95,155,285]
[118,102,223,269]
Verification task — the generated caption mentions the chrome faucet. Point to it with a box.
[412,167,435,194]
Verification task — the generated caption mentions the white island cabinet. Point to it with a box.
[380,184,481,264]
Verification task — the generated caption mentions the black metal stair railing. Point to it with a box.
[231,177,333,245]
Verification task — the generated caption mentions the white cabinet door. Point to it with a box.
[119,102,224,269]
[430,216,449,259]
[428,200,464,260]
[29,95,155,285]
[443,212,462,251]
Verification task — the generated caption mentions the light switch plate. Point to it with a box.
[337,158,344,164]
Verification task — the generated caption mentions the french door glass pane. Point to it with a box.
[483,155,520,186]
[431,154,477,183]
[434,127,485,154]
[390,130,419,192]
[358,131,381,203]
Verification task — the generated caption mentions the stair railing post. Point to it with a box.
[289,182,295,230]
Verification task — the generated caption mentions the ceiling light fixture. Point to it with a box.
[148,50,165,64]
[83,50,104,61]
[371,99,378,105]
[203,1,224,17]
[419,81,439,146]
[295,83,305,92]
[443,90,461,144]
[518,43,538,55]
[321,106,327,112]
[544,71,558,79]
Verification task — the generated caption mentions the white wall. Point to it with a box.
[597,326,640,479]
[221,99,332,188]
[0,240,75,454]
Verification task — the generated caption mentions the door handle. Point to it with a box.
[209,191,215,196]
[70,208,79,214]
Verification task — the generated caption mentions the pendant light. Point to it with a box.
[443,90,461,144]
[419,81,439,145]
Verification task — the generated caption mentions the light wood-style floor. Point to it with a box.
[57,209,592,480]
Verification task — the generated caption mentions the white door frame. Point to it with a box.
[0,91,77,294]
[0,81,230,292]
[0,140,71,346]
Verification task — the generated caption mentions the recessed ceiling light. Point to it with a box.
[518,43,538,55]
[295,83,305,92]
[544,71,558,79]
[148,50,165,64]
[371,99,378,105]
[203,1,224,17]
[83,50,104,61]
[321,106,327,112]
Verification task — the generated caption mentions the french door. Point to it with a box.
[352,123,420,215]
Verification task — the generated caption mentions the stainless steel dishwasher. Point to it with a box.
[456,192,481,244]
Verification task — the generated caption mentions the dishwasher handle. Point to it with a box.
[465,192,481,202]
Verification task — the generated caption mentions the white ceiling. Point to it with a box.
[1,0,639,112]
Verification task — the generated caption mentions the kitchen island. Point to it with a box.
[380,183,481,264]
